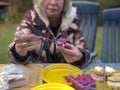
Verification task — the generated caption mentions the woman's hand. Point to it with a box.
[14,31,42,56]
[56,43,83,63]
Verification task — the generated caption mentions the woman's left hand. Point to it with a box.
[56,43,83,63]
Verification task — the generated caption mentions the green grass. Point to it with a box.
[94,26,103,61]
[0,22,17,63]
[0,22,103,64]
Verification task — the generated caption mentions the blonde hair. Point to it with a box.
[33,0,71,15]
[33,0,76,29]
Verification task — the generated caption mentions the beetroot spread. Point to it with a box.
[56,38,67,47]
[64,74,96,90]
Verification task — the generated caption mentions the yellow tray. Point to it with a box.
[41,64,81,84]
[32,83,75,90]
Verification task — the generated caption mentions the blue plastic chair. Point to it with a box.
[100,8,120,63]
[72,1,100,59]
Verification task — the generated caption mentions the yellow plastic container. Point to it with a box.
[96,81,104,89]
[41,64,81,85]
[31,83,75,90]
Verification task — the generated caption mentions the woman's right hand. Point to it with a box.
[14,30,42,57]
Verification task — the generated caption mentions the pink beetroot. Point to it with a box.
[56,38,67,47]
[64,74,96,90]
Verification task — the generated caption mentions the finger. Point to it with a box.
[24,44,41,51]
[14,31,23,42]
[64,43,74,49]
[16,42,28,48]
[25,45,37,51]
[21,34,37,41]
[57,43,73,50]
[15,31,24,36]
[58,45,79,57]
[57,46,70,55]
[57,43,72,53]
[15,34,38,43]
[28,40,41,46]
[14,31,25,43]
[18,40,41,48]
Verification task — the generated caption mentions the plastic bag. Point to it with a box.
[2,64,29,89]
[0,72,9,90]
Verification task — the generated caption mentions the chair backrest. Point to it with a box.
[102,8,120,63]
[72,1,100,54]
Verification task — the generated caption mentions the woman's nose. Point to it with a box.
[50,0,57,4]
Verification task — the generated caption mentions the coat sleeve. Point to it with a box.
[68,17,91,69]
[8,10,36,64]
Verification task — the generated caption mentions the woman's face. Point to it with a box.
[42,0,64,18]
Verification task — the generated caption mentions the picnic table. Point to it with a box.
[0,64,43,90]
[0,62,120,90]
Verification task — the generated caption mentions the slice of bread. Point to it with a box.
[107,73,120,89]
[92,66,115,76]
[90,73,104,82]
[105,66,116,76]
[92,66,104,76]
[107,73,120,82]
[107,81,120,89]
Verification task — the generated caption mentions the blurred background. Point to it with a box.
[0,0,120,63]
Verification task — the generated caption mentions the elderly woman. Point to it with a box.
[8,0,91,68]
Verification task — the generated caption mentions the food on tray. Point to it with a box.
[92,66,115,76]
[107,72,120,89]
[2,64,29,89]
[56,38,67,47]
[107,73,120,82]
[0,72,9,90]
[90,66,115,82]
[90,72,104,82]
[89,66,120,89]
[64,74,96,90]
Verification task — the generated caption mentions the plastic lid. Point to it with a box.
[41,64,81,84]
[32,83,75,90]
